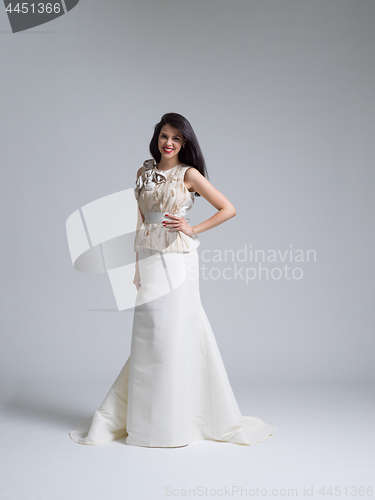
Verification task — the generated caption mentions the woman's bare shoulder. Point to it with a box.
[184,166,204,180]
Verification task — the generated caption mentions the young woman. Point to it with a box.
[69,113,278,448]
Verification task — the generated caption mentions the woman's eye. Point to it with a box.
[160,135,180,141]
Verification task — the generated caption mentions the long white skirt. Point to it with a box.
[69,248,278,447]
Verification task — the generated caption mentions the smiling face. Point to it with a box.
[157,123,186,163]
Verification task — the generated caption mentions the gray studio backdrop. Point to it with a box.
[1,0,374,395]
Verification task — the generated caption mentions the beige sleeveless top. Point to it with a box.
[134,159,201,253]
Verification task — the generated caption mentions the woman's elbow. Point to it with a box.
[219,203,236,219]
[227,204,236,219]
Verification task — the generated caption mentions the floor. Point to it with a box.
[1,379,374,500]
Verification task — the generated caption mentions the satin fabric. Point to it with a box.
[69,248,278,447]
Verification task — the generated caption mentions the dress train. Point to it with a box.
[69,248,278,447]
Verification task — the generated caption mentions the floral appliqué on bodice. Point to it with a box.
[134,158,201,253]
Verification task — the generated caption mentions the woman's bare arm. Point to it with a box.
[183,167,236,236]
[135,167,145,266]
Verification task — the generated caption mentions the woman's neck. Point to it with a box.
[156,158,181,171]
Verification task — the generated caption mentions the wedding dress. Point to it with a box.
[69,159,278,447]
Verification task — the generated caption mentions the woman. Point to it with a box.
[69,113,278,448]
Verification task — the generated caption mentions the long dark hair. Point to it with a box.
[149,112,208,197]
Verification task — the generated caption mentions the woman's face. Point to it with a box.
[157,124,186,162]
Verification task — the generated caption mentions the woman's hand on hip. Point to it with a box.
[163,214,194,237]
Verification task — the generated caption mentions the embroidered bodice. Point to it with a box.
[134,159,201,253]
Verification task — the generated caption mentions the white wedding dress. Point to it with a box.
[69,160,278,447]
